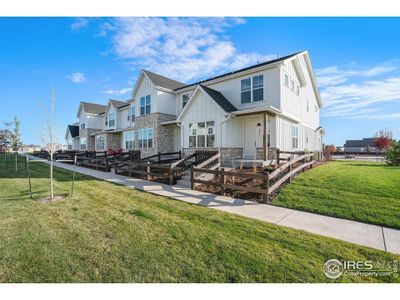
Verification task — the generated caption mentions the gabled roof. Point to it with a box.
[344,138,376,148]
[174,52,303,91]
[80,102,107,115]
[200,85,236,113]
[143,70,186,90]
[68,125,79,138]
[177,85,236,122]
[109,99,129,109]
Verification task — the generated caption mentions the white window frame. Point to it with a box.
[138,128,153,149]
[95,135,105,151]
[80,137,87,150]
[292,124,299,149]
[189,120,215,148]
[290,79,294,91]
[240,75,264,104]
[140,95,151,116]
[123,130,135,150]
[284,74,289,86]
[307,99,310,112]
[182,93,190,109]
[108,112,115,127]
[80,116,86,130]
[296,85,300,96]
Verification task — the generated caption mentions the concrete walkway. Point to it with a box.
[26,155,400,255]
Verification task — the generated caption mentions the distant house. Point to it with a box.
[343,138,380,153]
[18,144,41,153]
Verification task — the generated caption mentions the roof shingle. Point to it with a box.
[200,85,237,113]
[81,102,107,114]
[143,70,186,90]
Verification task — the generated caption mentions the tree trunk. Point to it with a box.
[50,153,54,199]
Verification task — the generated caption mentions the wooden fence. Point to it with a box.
[191,152,316,202]
[76,151,111,172]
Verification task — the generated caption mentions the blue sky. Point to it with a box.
[1,17,400,146]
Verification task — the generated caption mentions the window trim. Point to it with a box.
[189,120,215,148]
[291,124,299,149]
[138,128,153,149]
[123,130,135,150]
[108,112,115,127]
[240,75,264,104]
[140,95,151,116]
[182,93,190,109]
[95,135,105,151]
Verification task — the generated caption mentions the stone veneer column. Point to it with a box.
[134,113,176,157]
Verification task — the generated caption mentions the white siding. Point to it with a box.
[157,90,176,116]
[179,90,225,148]
[118,107,130,129]
[133,75,157,116]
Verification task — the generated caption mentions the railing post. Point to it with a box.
[220,167,225,196]
[190,166,194,190]
[179,150,182,160]
[289,162,292,182]
[277,149,280,165]
[105,151,109,172]
[158,152,161,163]
[169,166,174,185]
[147,161,151,181]
[262,172,269,203]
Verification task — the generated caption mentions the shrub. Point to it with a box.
[386,140,400,166]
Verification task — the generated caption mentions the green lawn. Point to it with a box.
[0,155,399,283]
[273,160,400,229]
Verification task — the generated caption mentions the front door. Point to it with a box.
[244,120,258,158]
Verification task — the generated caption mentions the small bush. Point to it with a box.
[386,140,400,166]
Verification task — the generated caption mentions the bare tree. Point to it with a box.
[40,88,60,199]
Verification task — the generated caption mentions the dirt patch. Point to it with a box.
[36,193,68,203]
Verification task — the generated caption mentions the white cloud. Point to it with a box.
[102,17,274,82]
[316,61,400,118]
[71,18,89,30]
[67,72,86,83]
[102,87,131,96]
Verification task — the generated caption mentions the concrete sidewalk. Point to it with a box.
[26,155,400,255]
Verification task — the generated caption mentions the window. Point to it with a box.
[189,121,215,148]
[307,99,310,112]
[130,106,135,123]
[252,75,264,102]
[292,125,299,149]
[240,78,251,103]
[80,137,87,150]
[290,80,294,91]
[296,85,300,96]
[241,75,264,103]
[96,135,105,151]
[123,130,135,149]
[182,94,190,109]
[206,121,215,147]
[105,116,108,126]
[80,116,85,130]
[314,105,318,112]
[140,95,151,116]
[108,112,115,127]
[305,131,309,145]
[189,123,197,148]
[138,128,153,149]
[284,74,289,86]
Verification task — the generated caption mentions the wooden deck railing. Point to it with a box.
[190,152,316,202]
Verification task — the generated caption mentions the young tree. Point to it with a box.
[11,116,22,151]
[0,122,13,152]
[374,128,393,153]
[40,88,60,199]
[323,144,336,160]
[386,140,400,166]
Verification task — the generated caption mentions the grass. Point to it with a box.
[0,154,399,283]
[273,160,400,229]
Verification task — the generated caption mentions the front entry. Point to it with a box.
[244,120,262,158]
